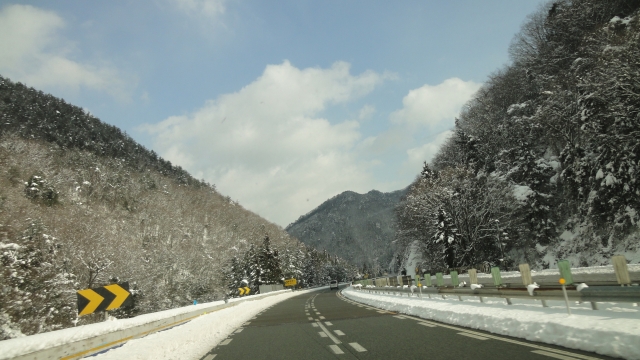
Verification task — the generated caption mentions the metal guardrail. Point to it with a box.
[0,289,304,360]
[355,285,640,308]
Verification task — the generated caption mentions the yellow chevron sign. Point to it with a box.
[238,287,251,296]
[77,282,132,316]
[284,278,297,287]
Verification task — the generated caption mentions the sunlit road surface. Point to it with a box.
[200,285,614,360]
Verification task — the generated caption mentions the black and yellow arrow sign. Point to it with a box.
[238,287,251,296]
[77,282,132,316]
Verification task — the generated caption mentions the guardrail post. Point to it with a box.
[519,263,543,306]
[436,273,445,299]
[425,273,432,299]
[519,263,532,285]
[468,268,478,284]
[612,255,631,286]
[492,267,511,305]
[469,269,483,303]
[450,271,462,301]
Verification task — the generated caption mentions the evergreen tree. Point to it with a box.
[258,235,283,285]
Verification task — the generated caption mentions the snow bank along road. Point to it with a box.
[23,284,624,359]
[344,286,640,360]
[195,285,615,360]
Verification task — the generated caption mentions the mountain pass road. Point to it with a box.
[199,285,613,360]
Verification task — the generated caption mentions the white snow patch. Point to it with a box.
[344,287,640,359]
[0,290,303,360]
[512,185,533,203]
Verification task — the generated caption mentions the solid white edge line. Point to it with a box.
[219,339,232,345]
[457,332,489,340]
[532,350,582,360]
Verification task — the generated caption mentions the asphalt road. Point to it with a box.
[199,285,614,360]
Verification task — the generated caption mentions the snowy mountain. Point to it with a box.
[286,189,407,276]
[0,76,356,340]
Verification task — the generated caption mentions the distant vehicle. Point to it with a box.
[330,280,338,290]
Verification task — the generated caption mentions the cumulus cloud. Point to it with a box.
[390,77,480,128]
[0,4,131,100]
[143,60,388,226]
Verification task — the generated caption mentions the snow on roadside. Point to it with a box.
[343,287,640,360]
[93,289,313,360]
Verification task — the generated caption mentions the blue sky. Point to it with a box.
[0,0,547,226]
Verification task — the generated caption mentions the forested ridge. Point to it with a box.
[286,189,406,277]
[394,0,640,273]
[0,76,356,340]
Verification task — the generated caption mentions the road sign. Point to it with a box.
[284,278,297,287]
[238,287,251,296]
[77,282,132,316]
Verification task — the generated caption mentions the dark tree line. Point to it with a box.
[0,76,206,187]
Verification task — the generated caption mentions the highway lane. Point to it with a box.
[199,285,614,360]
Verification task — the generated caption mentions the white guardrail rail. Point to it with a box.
[0,288,311,360]
[353,257,640,310]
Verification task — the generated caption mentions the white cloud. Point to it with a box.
[168,0,225,19]
[0,4,131,100]
[390,77,480,128]
[143,60,388,226]
[405,130,454,170]
[358,104,376,121]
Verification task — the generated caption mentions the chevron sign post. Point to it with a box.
[238,287,251,296]
[77,282,133,316]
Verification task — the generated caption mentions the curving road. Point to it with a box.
[199,285,613,360]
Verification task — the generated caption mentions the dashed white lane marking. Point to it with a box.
[311,323,318,328]
[319,316,326,319]
[334,330,345,336]
[219,339,232,345]
[319,331,328,338]
[349,342,367,352]
[458,332,489,340]
[242,322,251,326]
[324,322,333,326]
[329,345,344,354]
[418,322,436,328]
[203,354,217,360]
[235,328,244,333]
[308,317,313,320]
[316,321,341,344]
[531,350,582,360]
[315,312,321,315]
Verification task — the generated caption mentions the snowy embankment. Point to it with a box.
[0,289,313,360]
[343,287,640,359]
[93,289,312,360]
